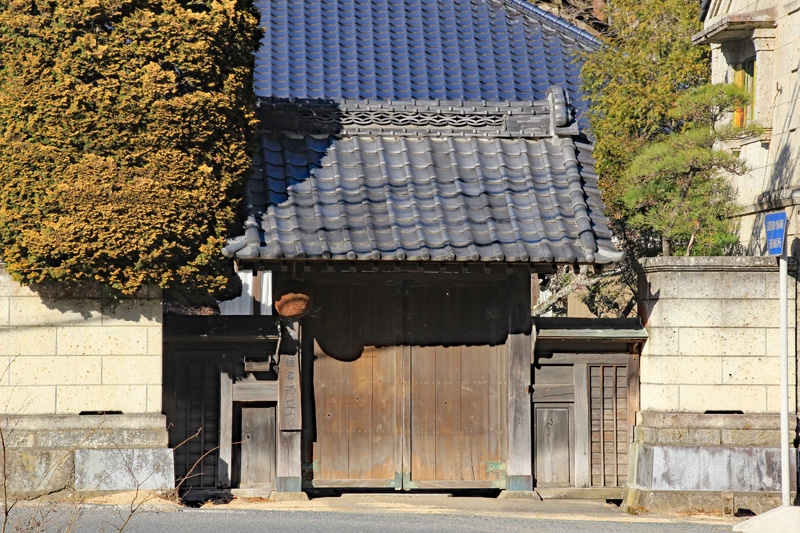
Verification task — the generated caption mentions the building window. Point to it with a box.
[733,58,755,127]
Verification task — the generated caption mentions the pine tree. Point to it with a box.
[538,0,750,317]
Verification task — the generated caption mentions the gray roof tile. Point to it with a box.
[225,135,620,264]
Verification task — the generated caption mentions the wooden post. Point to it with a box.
[218,364,233,488]
[573,363,590,488]
[506,271,533,491]
[627,343,640,441]
[276,319,303,492]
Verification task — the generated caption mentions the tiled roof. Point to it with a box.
[254,0,599,126]
[223,133,620,264]
[224,0,620,265]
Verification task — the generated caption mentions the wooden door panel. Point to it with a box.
[240,405,276,487]
[534,406,572,486]
[313,344,402,485]
[410,345,437,481]
[310,278,510,489]
[460,344,490,481]
[406,283,508,488]
[310,281,402,487]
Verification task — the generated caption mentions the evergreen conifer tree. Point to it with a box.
[0,0,262,296]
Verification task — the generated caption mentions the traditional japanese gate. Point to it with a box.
[305,275,513,489]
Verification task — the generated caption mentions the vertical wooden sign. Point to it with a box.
[278,353,301,431]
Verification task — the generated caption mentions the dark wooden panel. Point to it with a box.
[163,340,277,490]
[240,405,276,487]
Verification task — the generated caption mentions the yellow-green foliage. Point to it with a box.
[581,0,709,220]
[0,0,262,295]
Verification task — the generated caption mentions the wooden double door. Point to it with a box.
[305,277,511,489]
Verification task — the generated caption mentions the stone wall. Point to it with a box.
[0,265,172,495]
[638,256,797,414]
[629,256,800,514]
[0,266,163,415]
[626,412,798,515]
[1,414,173,497]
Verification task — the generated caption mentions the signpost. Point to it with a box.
[734,211,800,530]
[764,211,790,509]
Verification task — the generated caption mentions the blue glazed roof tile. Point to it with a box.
[253,0,599,117]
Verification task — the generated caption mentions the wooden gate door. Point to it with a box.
[402,283,508,489]
[310,281,404,488]
[309,278,509,489]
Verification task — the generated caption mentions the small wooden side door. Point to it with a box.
[533,405,573,486]
[532,354,633,489]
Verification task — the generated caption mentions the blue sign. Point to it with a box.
[765,211,787,256]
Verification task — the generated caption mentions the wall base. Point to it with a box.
[1,414,173,498]
[623,488,790,516]
[626,412,799,515]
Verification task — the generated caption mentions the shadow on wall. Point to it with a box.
[0,268,159,325]
[303,273,531,362]
[748,64,800,252]
[636,274,660,328]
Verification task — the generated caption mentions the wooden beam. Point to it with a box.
[232,381,279,402]
[218,364,233,489]
[536,353,629,365]
[573,364,590,488]
[506,330,533,491]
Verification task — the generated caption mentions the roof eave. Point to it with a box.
[692,9,776,45]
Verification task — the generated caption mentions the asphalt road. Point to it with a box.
[8,506,736,533]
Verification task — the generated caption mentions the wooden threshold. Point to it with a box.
[413,480,501,489]
[307,479,400,488]
[536,487,624,500]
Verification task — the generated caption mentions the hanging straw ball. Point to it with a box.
[274,281,314,319]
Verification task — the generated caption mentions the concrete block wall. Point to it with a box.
[638,256,798,414]
[0,266,163,415]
